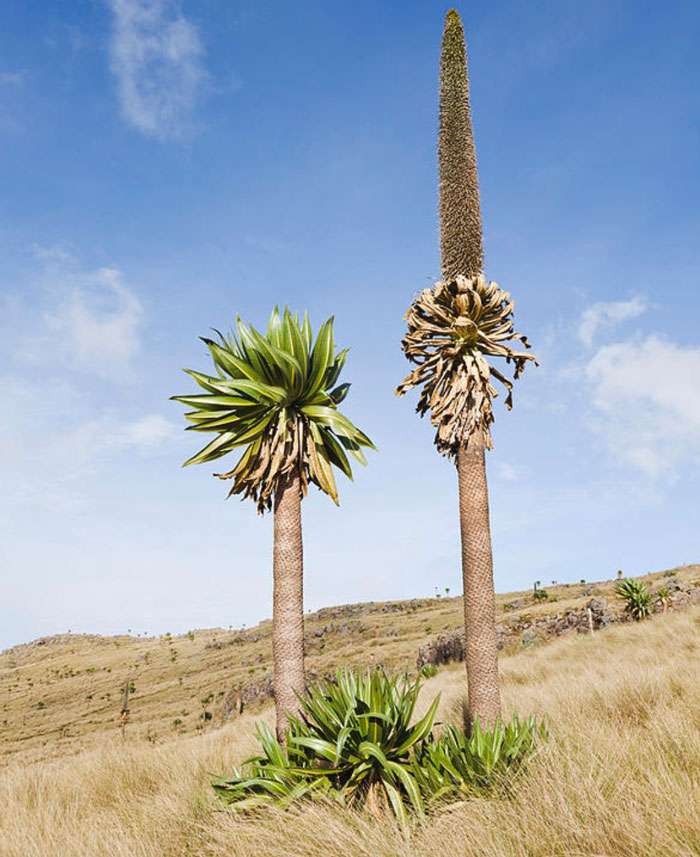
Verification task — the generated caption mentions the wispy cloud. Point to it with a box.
[14,253,144,380]
[493,461,528,482]
[0,71,24,86]
[45,414,179,475]
[586,335,700,476]
[106,0,205,140]
[45,267,143,375]
[104,413,178,451]
[577,296,646,346]
[0,251,179,508]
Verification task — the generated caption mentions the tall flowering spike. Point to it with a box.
[397,9,536,456]
[439,8,483,280]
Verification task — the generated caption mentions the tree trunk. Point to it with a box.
[272,472,305,742]
[457,428,501,729]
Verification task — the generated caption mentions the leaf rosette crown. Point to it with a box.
[172,308,374,513]
[396,274,537,457]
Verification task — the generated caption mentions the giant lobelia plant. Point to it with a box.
[172,308,374,738]
[615,577,653,621]
[397,10,537,727]
[213,669,439,825]
[212,667,546,824]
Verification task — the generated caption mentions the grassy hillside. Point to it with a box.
[2,593,700,856]
[2,563,698,766]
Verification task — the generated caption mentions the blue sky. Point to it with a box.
[1,0,699,649]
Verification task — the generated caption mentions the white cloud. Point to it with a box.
[0,252,177,509]
[586,335,700,476]
[31,242,75,266]
[12,259,144,379]
[107,0,205,140]
[0,72,23,85]
[0,406,180,514]
[105,414,178,450]
[577,296,646,346]
[494,462,523,482]
[45,267,142,374]
[47,414,179,473]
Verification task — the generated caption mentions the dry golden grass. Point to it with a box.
[2,604,700,856]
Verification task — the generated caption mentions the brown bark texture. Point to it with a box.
[457,430,501,728]
[272,473,305,741]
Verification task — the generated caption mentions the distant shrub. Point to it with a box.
[420,663,438,679]
[532,589,549,602]
[656,587,671,613]
[615,578,653,621]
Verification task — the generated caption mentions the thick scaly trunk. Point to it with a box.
[272,473,305,742]
[456,428,501,728]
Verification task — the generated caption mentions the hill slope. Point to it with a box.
[2,588,700,856]
[2,563,698,765]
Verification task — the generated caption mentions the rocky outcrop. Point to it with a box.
[417,630,465,668]
[220,669,339,720]
[417,597,617,668]
[221,676,275,720]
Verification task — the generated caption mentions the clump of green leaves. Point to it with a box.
[212,668,545,824]
[615,578,653,621]
[412,714,546,801]
[172,307,374,513]
[420,663,438,679]
[213,669,438,822]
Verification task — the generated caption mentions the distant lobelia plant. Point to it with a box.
[172,308,375,739]
[615,578,653,621]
